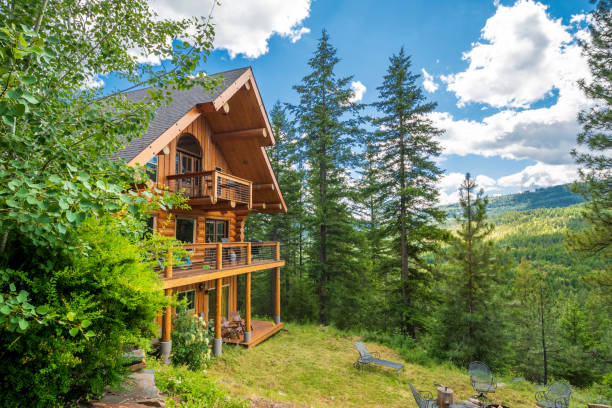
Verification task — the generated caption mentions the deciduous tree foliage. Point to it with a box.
[0,0,215,404]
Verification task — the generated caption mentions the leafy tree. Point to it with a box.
[568,0,612,260]
[288,30,363,325]
[0,0,215,404]
[370,47,446,336]
[433,174,510,366]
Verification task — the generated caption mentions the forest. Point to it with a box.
[241,29,611,393]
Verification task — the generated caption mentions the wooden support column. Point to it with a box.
[244,272,252,343]
[213,277,222,356]
[274,267,281,325]
[161,251,173,363]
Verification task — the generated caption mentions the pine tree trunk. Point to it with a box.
[319,141,328,325]
[399,128,409,336]
[539,278,548,384]
[467,186,474,339]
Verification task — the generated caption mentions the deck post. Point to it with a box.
[161,252,173,364]
[246,242,251,265]
[216,243,223,269]
[213,277,223,356]
[274,267,281,325]
[244,272,252,343]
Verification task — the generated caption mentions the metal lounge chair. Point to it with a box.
[469,361,496,404]
[353,342,404,371]
[410,383,437,408]
[535,382,571,408]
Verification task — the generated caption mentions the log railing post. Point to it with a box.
[246,242,251,265]
[216,243,223,270]
[244,272,252,343]
[275,242,280,261]
[213,277,222,356]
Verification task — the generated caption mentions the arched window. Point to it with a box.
[175,133,202,174]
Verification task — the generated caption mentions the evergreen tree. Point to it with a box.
[511,259,559,384]
[370,47,446,336]
[568,0,612,260]
[289,30,362,325]
[433,174,509,365]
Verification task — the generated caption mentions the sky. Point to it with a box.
[104,0,597,204]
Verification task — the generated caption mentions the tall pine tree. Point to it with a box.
[289,30,362,325]
[370,47,446,336]
[568,0,612,260]
[433,174,509,365]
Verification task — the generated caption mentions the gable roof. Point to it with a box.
[116,67,249,163]
[115,67,286,213]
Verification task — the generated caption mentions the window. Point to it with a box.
[145,216,156,236]
[177,290,196,313]
[205,219,228,243]
[207,285,229,320]
[146,155,158,182]
[176,218,195,243]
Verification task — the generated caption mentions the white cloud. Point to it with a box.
[149,0,312,59]
[349,81,367,103]
[421,68,439,93]
[441,0,585,109]
[437,162,578,204]
[82,74,105,89]
[497,162,578,189]
[431,0,592,166]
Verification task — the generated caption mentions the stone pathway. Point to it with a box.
[87,369,165,408]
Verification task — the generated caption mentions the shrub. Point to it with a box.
[0,217,168,407]
[171,309,213,370]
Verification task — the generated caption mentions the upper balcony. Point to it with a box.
[166,170,252,209]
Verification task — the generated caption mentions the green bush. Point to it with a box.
[171,309,213,370]
[0,217,167,407]
[153,359,248,408]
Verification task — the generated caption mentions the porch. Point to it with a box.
[159,241,284,358]
[224,320,284,348]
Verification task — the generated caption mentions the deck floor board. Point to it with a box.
[224,320,284,348]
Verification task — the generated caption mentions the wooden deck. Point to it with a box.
[224,320,284,348]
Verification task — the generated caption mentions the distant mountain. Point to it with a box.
[441,184,584,217]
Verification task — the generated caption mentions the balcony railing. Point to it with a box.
[163,241,280,274]
[165,170,252,208]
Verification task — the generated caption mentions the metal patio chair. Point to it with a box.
[469,361,496,404]
[353,342,404,371]
[535,382,571,408]
[410,383,437,408]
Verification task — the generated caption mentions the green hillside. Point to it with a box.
[441,184,584,217]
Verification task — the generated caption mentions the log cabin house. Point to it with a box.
[116,67,286,357]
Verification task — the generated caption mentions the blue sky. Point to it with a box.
[106,0,596,203]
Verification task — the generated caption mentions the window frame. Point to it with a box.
[175,217,196,244]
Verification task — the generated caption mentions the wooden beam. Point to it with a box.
[162,260,286,289]
[215,277,222,338]
[265,203,283,210]
[162,289,172,342]
[245,272,251,338]
[274,267,281,325]
[221,102,230,115]
[213,128,267,144]
[128,107,202,167]
[254,184,275,191]
[252,203,266,210]
[244,80,251,91]
[216,243,222,270]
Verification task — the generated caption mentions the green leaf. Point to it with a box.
[18,319,28,331]
[36,305,49,315]
[69,327,79,337]
[0,305,11,315]
[81,319,92,328]
[66,311,75,321]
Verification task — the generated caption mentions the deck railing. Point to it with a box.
[164,241,280,277]
[165,170,252,208]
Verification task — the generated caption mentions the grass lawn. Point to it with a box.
[208,323,598,408]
